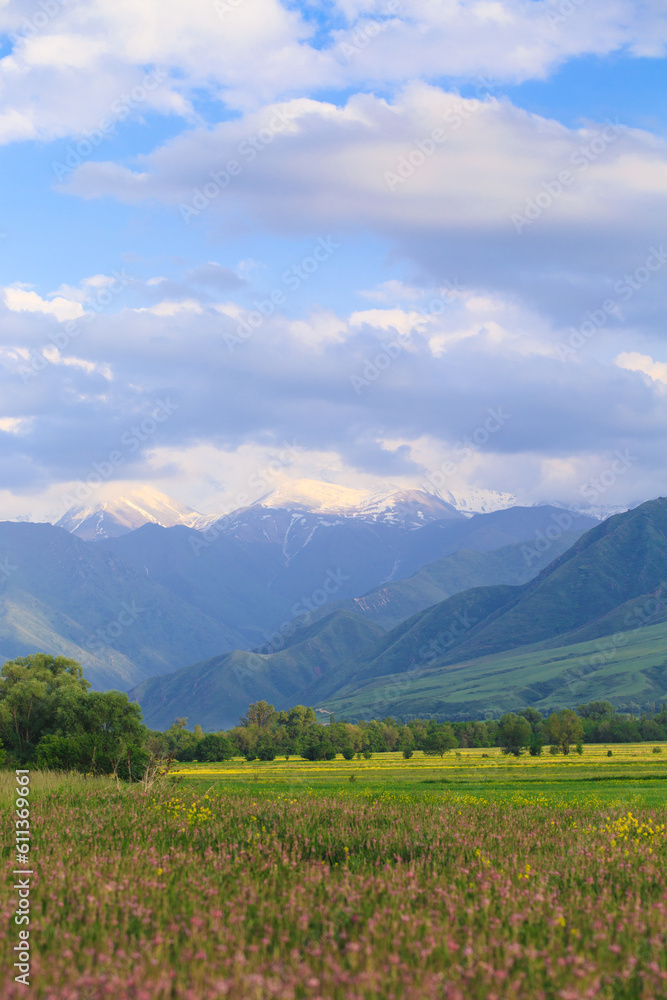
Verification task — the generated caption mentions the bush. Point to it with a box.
[652,746,662,753]
[35,733,147,780]
[607,749,613,756]
[402,747,414,759]
[197,733,234,762]
[341,746,355,760]
[362,750,372,760]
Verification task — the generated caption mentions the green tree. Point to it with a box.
[198,733,234,762]
[240,701,277,728]
[546,709,584,755]
[422,725,457,757]
[256,737,277,761]
[35,732,147,780]
[497,714,532,757]
[0,654,90,761]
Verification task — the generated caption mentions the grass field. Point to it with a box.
[172,744,667,805]
[2,745,667,999]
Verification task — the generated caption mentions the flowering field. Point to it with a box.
[2,753,667,1000]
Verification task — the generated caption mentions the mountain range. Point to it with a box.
[0,480,599,695]
[10,478,621,541]
[131,496,667,729]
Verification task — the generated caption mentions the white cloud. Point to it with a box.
[0,0,665,142]
[137,299,204,317]
[616,351,667,385]
[3,285,85,321]
[64,85,666,243]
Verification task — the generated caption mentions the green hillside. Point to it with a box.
[329,497,667,690]
[318,616,667,721]
[308,532,583,630]
[131,610,385,730]
[305,498,667,718]
[308,584,517,702]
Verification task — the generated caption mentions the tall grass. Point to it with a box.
[1,775,666,998]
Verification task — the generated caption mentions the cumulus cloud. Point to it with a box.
[2,285,85,321]
[60,85,667,334]
[0,278,666,511]
[0,0,666,142]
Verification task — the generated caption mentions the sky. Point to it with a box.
[1,0,667,520]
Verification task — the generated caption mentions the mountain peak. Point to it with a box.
[55,487,201,541]
[258,479,371,512]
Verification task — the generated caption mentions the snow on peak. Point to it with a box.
[258,479,372,513]
[56,488,201,540]
[438,487,518,515]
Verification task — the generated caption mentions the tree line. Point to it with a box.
[158,699,667,762]
[0,655,665,776]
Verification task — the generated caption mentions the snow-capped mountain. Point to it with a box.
[437,487,518,515]
[251,479,463,526]
[31,478,620,544]
[212,480,464,555]
[532,499,629,522]
[55,486,203,541]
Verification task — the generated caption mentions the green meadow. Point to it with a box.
[172,743,667,805]
[2,745,666,999]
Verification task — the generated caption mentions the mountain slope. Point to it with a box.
[101,503,597,645]
[0,521,246,690]
[305,530,585,630]
[394,505,597,579]
[309,497,667,715]
[317,617,667,721]
[131,610,386,731]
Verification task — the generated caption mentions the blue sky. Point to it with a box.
[1,0,667,520]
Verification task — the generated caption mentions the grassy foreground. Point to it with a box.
[2,747,667,999]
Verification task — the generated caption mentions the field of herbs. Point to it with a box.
[2,746,667,1000]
